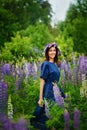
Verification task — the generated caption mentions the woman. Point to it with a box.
[30,42,65,130]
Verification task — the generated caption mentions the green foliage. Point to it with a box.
[5,74,39,119]
[1,23,54,62]
[46,104,64,130]
[0,0,52,49]
[0,8,20,48]
[20,23,54,50]
[62,17,87,55]
[53,0,87,56]
[2,55,87,129]
[72,17,87,54]
[55,31,74,58]
[66,0,87,22]
[1,33,32,62]
[64,0,87,55]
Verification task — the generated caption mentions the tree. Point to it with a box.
[0,8,20,49]
[72,17,87,54]
[66,0,87,22]
[59,0,87,54]
[0,23,54,62]
[0,0,52,49]
[0,0,52,28]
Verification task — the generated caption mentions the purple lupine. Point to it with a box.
[0,114,13,130]
[61,70,66,86]
[44,99,50,119]
[27,63,32,76]
[64,61,71,83]
[15,118,28,130]
[53,83,64,107]
[23,63,29,80]
[64,109,70,130]
[31,62,37,79]
[78,55,85,74]
[64,61,70,74]
[2,82,8,113]
[6,64,11,75]
[1,62,5,74]
[72,52,76,65]
[0,82,8,114]
[60,60,65,70]
[0,82,3,114]
[84,57,87,73]
[73,66,78,86]
[14,80,19,93]
[2,63,11,75]
[11,64,15,73]
[73,108,81,130]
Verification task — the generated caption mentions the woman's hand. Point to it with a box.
[38,99,43,107]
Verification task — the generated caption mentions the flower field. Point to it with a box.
[0,54,87,130]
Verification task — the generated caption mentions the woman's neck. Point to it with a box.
[49,59,54,63]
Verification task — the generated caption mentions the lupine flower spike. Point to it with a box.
[64,109,70,130]
[53,82,64,107]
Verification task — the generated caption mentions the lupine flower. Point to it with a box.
[8,95,13,119]
[73,66,78,86]
[2,63,11,75]
[84,57,87,73]
[64,61,70,74]
[72,52,76,65]
[15,80,19,93]
[2,82,8,112]
[44,99,50,118]
[64,109,70,130]
[61,70,65,86]
[73,108,81,130]
[0,82,8,114]
[60,60,66,70]
[80,74,87,97]
[15,117,28,130]
[78,55,85,74]
[77,71,82,86]
[23,63,29,80]
[0,82,3,114]
[27,63,32,76]
[53,83,64,107]
[11,64,15,73]
[31,62,37,79]
[0,114,13,130]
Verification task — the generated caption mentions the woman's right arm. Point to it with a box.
[38,78,45,107]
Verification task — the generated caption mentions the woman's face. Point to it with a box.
[48,46,56,60]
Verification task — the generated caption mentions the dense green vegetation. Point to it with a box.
[0,0,87,60]
[0,0,52,48]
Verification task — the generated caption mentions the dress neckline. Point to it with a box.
[46,61,55,64]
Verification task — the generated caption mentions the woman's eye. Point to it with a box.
[49,49,56,52]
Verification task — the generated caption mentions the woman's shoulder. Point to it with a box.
[41,61,49,66]
[41,61,56,68]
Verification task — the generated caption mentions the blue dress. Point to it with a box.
[30,61,65,130]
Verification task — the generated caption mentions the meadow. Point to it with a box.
[0,54,87,130]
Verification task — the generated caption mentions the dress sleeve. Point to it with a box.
[40,62,49,80]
